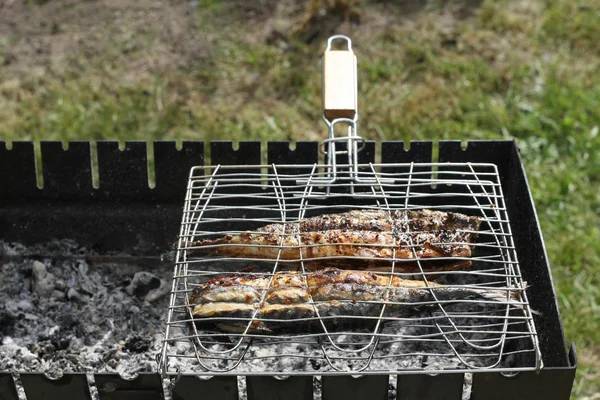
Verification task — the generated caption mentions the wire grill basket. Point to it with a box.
[158,162,542,377]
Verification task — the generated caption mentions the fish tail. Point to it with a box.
[164,235,237,261]
[429,286,524,307]
[473,286,523,305]
[190,235,235,247]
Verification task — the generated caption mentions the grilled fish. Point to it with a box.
[185,209,480,272]
[189,268,521,334]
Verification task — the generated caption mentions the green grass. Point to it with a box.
[1,0,599,397]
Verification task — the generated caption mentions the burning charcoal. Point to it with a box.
[55,279,66,291]
[313,377,322,390]
[125,272,161,298]
[0,310,17,339]
[129,313,146,332]
[43,239,83,257]
[21,262,33,278]
[68,337,83,351]
[310,359,321,370]
[4,300,18,316]
[123,334,151,353]
[50,335,71,351]
[67,287,79,301]
[17,300,32,311]
[32,260,56,297]
[2,241,27,255]
[176,341,190,355]
[102,348,119,362]
[40,343,56,357]
[77,261,96,295]
[388,383,397,400]
[57,313,85,338]
[502,354,518,368]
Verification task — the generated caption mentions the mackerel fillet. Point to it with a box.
[189,268,520,334]
[185,209,481,272]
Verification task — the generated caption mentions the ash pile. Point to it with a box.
[0,240,172,377]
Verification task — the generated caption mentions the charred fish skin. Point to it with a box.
[300,209,478,233]
[185,209,480,271]
[189,268,521,334]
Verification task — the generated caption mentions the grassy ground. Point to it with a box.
[1,0,599,397]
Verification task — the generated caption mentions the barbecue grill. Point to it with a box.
[0,37,577,400]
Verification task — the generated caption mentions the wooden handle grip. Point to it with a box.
[323,50,357,121]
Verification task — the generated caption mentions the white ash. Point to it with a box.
[237,376,247,400]
[0,240,171,380]
[0,239,524,400]
[186,315,508,374]
[462,373,473,400]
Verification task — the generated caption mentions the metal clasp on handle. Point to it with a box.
[325,35,353,52]
[322,36,360,188]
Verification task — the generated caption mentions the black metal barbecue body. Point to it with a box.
[0,140,577,400]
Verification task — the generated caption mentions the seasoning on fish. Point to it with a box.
[189,268,522,334]
[184,209,481,272]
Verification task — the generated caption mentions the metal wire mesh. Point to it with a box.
[158,162,542,376]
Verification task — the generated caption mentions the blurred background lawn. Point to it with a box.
[0,0,598,397]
